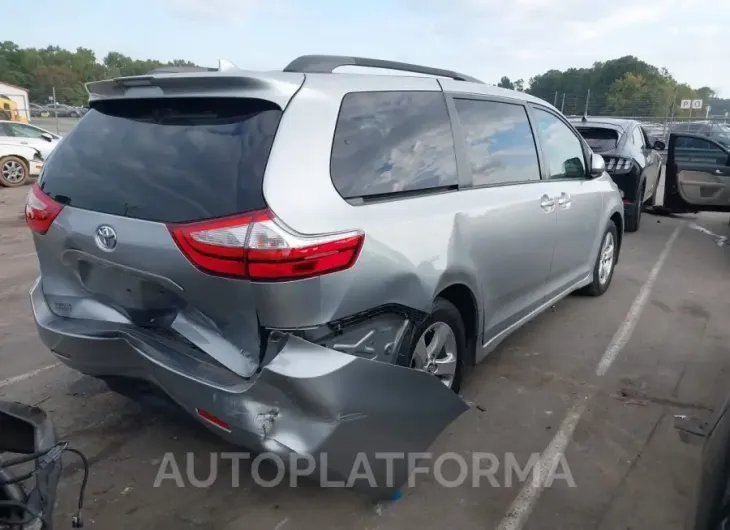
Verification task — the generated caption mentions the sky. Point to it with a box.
[7,0,730,96]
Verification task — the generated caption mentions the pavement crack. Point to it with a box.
[593,411,665,529]
[613,388,713,412]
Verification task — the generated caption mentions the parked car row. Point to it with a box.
[30,102,88,118]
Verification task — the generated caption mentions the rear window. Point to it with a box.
[575,127,620,152]
[39,98,282,223]
[330,91,458,200]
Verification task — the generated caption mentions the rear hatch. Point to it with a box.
[29,89,297,379]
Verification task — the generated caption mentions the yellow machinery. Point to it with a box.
[0,95,28,123]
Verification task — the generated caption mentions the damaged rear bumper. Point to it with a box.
[30,279,468,493]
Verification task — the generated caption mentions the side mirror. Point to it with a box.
[590,153,606,177]
[653,140,666,150]
[40,132,54,142]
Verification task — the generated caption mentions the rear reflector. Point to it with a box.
[25,184,64,235]
[168,210,364,281]
[195,408,231,432]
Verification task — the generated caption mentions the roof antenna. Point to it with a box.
[218,59,238,72]
[581,114,588,123]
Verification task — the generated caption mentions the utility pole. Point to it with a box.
[52,86,59,134]
[553,91,558,106]
[584,89,591,116]
[561,93,566,113]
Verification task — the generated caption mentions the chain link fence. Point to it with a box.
[1,106,83,135]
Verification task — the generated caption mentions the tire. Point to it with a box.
[406,298,465,394]
[625,185,643,233]
[644,180,656,207]
[0,156,29,187]
[579,221,618,297]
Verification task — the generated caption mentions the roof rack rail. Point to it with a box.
[283,54,484,84]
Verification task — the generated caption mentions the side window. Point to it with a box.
[632,127,645,148]
[8,123,45,139]
[533,108,586,180]
[453,98,540,186]
[330,91,457,199]
[640,127,654,147]
[0,124,10,137]
[675,136,728,164]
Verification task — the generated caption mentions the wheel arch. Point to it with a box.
[610,211,623,262]
[435,283,479,366]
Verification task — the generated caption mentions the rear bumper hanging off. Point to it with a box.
[30,279,468,494]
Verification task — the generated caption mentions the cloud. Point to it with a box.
[399,0,729,95]
[159,0,288,22]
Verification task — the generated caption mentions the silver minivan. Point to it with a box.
[26,55,624,489]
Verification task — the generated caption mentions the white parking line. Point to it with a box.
[496,398,588,530]
[496,222,683,530]
[0,364,60,389]
[8,252,37,260]
[596,223,682,376]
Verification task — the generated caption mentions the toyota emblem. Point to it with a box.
[95,225,117,251]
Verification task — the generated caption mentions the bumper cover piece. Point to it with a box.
[30,279,468,494]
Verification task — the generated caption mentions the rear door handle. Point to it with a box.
[540,194,555,211]
[557,192,572,208]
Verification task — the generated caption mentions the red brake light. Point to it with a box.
[168,209,364,281]
[25,184,64,235]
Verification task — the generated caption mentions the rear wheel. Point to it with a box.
[579,221,618,297]
[644,181,656,207]
[0,156,29,187]
[625,184,644,233]
[407,298,465,393]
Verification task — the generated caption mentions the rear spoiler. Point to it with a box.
[85,59,304,110]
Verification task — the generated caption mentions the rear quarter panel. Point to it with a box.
[257,74,485,330]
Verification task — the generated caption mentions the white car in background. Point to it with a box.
[0,121,62,160]
[0,143,44,187]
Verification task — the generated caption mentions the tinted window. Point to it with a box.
[632,127,645,148]
[576,127,619,152]
[534,108,586,180]
[39,98,281,223]
[675,136,729,164]
[331,91,457,199]
[8,123,46,139]
[0,124,9,137]
[453,99,539,186]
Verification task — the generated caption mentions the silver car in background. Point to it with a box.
[25,55,624,489]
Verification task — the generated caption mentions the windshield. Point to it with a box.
[575,127,620,152]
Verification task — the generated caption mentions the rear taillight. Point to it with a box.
[25,184,63,235]
[605,157,634,174]
[168,210,364,281]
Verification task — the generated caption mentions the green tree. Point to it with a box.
[497,76,514,90]
[0,41,204,106]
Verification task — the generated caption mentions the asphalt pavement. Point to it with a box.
[1,182,729,529]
